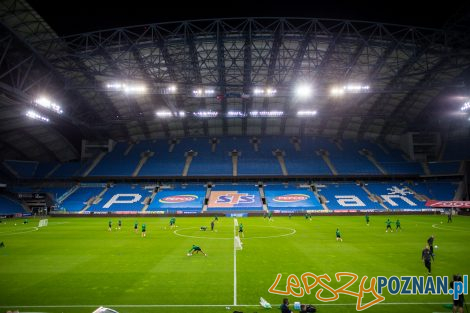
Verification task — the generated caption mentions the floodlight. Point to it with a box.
[34,96,63,114]
[178,111,186,117]
[193,111,218,117]
[249,111,283,117]
[253,88,264,95]
[26,110,49,122]
[330,87,345,97]
[460,102,470,111]
[156,111,173,118]
[294,84,312,98]
[123,84,147,94]
[297,110,317,116]
[227,111,245,117]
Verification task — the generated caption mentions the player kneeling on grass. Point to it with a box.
[187,244,207,256]
[336,228,343,242]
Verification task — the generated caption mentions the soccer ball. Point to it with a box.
[441,221,443,224]
[434,245,438,249]
[187,253,191,256]
[226,307,231,310]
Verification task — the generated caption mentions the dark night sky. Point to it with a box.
[25,0,470,36]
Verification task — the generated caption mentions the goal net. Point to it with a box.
[38,219,48,227]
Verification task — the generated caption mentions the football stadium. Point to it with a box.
[0,1,470,313]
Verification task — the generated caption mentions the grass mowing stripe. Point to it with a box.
[0,302,452,308]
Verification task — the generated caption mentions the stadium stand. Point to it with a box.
[364,182,427,210]
[407,181,459,201]
[87,184,150,212]
[264,183,323,212]
[427,161,461,175]
[283,137,332,175]
[59,185,105,212]
[207,183,263,211]
[0,195,27,214]
[139,140,185,176]
[236,137,283,176]
[147,184,206,212]
[49,162,85,178]
[3,160,37,178]
[316,182,384,211]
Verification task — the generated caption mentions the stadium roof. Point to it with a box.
[0,0,470,162]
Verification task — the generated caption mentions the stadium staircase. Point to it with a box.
[124,143,134,156]
[259,184,269,212]
[273,150,288,176]
[45,163,61,178]
[57,184,80,203]
[359,149,387,174]
[82,151,107,177]
[2,161,19,178]
[132,151,154,177]
[317,150,338,175]
[231,150,238,176]
[405,184,429,202]
[182,151,197,176]
[142,186,158,212]
[80,185,108,213]
[312,185,329,211]
[360,182,389,210]
[202,184,212,212]
[421,162,431,175]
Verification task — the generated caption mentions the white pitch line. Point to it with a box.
[0,302,451,308]
[432,224,470,232]
[233,218,237,306]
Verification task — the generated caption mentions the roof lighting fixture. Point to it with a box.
[227,111,245,117]
[178,111,186,117]
[155,111,173,118]
[460,101,470,111]
[294,84,312,99]
[193,111,218,117]
[344,84,370,92]
[297,110,317,116]
[330,87,345,97]
[166,85,177,93]
[34,96,63,114]
[249,111,284,117]
[26,110,49,122]
[106,82,147,94]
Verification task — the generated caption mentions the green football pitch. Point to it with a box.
[0,214,469,313]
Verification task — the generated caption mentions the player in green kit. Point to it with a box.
[134,221,138,233]
[187,244,207,256]
[365,213,370,226]
[108,220,112,231]
[118,220,122,230]
[385,218,393,232]
[169,217,176,229]
[395,219,401,231]
[141,223,146,237]
[336,228,343,242]
[239,223,244,238]
[268,211,273,222]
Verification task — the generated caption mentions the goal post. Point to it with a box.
[38,219,48,227]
